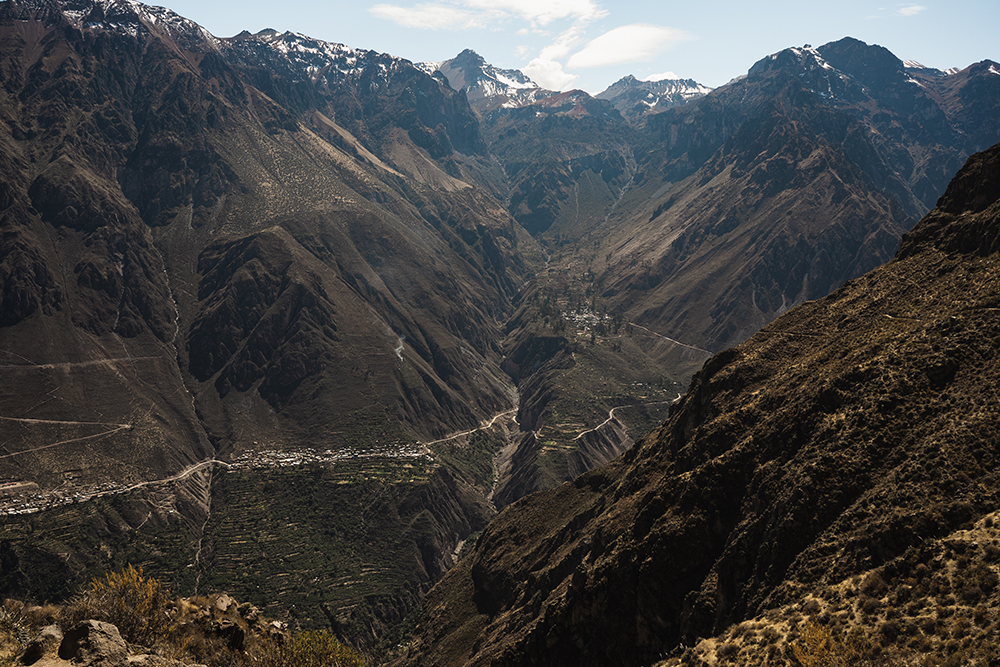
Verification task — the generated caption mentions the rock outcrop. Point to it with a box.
[21,621,200,667]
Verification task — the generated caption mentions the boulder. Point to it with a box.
[20,625,62,665]
[58,621,128,667]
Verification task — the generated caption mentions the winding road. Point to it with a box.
[0,356,162,370]
[421,408,518,447]
[573,396,682,441]
[120,459,231,494]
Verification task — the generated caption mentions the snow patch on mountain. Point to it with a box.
[222,29,415,91]
[493,71,537,91]
[416,61,442,76]
[431,49,553,113]
[54,0,220,48]
[594,73,711,123]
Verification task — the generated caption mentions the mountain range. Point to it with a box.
[1,0,999,657]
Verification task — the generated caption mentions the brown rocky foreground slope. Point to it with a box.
[393,143,1000,666]
[1,584,354,667]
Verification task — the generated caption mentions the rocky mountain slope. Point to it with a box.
[595,38,1000,353]
[0,0,530,465]
[0,0,532,646]
[393,141,1000,666]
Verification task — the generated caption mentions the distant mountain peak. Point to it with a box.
[757,43,837,76]
[429,49,551,114]
[451,48,488,67]
[745,37,927,102]
[595,71,711,125]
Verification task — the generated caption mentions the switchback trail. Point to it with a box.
[0,356,162,370]
[0,423,132,459]
[120,459,231,494]
[0,416,130,427]
[628,323,712,355]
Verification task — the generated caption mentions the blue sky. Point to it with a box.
[158,0,999,93]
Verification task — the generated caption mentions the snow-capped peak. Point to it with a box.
[594,72,711,124]
[223,29,412,90]
[786,45,835,71]
[55,0,220,48]
[431,49,549,113]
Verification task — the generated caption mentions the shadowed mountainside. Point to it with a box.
[0,0,532,481]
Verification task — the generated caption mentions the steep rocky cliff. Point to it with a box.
[597,38,1000,354]
[0,0,530,474]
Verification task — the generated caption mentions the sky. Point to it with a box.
[156,0,999,93]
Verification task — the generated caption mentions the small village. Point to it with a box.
[0,442,433,516]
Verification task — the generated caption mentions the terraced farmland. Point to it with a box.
[200,456,490,649]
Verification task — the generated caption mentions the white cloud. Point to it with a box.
[368,1,695,92]
[523,56,579,89]
[897,5,927,15]
[520,23,588,89]
[643,71,679,81]
[371,0,605,30]
[539,24,585,60]
[463,0,606,26]
[567,24,693,68]
[369,3,483,29]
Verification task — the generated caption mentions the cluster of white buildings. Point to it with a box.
[562,308,613,335]
[228,443,431,470]
[0,480,128,515]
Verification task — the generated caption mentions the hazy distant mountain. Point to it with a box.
[596,73,712,125]
[425,49,556,115]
